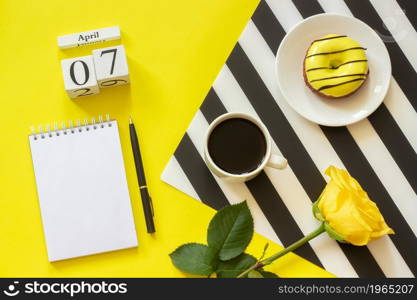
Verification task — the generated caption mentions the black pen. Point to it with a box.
[129,116,155,233]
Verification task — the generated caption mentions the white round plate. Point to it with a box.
[276,14,391,127]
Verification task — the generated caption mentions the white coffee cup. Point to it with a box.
[204,112,287,183]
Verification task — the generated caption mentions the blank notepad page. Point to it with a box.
[29,120,137,261]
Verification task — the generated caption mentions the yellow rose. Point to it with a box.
[314,166,394,246]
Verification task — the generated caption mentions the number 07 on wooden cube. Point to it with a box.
[92,45,130,88]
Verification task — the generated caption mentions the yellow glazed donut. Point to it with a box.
[304,34,369,98]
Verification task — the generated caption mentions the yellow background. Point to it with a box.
[0,0,332,277]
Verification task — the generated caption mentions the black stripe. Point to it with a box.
[345,0,417,111]
[321,126,417,276]
[292,0,323,17]
[368,105,417,194]
[246,172,323,267]
[395,0,417,32]
[249,1,386,278]
[338,244,386,278]
[200,88,227,123]
[174,134,229,210]
[252,0,286,54]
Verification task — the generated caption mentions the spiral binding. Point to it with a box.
[30,114,112,141]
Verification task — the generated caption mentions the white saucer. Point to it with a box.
[275,14,391,127]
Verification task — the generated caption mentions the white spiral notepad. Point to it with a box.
[29,117,138,261]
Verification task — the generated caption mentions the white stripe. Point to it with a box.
[186,109,282,245]
[160,156,201,202]
[214,63,357,277]
[317,0,353,16]
[385,78,417,150]
[371,0,417,71]
[239,13,413,277]
[367,236,414,277]
[266,0,303,31]
[348,120,417,234]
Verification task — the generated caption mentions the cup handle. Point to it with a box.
[267,154,287,169]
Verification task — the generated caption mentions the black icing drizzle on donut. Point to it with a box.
[310,73,368,83]
[306,47,367,58]
[306,59,368,72]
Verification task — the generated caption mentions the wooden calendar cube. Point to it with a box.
[92,45,130,88]
[61,55,100,98]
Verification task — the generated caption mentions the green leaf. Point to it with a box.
[169,243,217,276]
[258,270,279,278]
[248,270,264,278]
[312,197,324,221]
[324,222,346,243]
[207,201,254,261]
[216,253,257,278]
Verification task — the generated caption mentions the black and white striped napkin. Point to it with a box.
[161,0,417,278]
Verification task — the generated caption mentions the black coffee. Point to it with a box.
[208,118,267,174]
